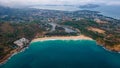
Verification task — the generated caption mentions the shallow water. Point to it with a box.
[1,40,120,68]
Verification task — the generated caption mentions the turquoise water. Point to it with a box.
[1,40,120,68]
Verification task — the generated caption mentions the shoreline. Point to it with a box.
[31,35,93,43]
[31,35,120,52]
[0,35,119,65]
[0,49,18,65]
[0,35,93,65]
[0,47,29,65]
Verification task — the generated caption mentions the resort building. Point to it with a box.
[14,38,29,48]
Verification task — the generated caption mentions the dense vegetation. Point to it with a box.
[0,22,44,59]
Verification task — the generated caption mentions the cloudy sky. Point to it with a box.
[0,0,120,7]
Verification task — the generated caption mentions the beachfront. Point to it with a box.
[31,35,93,43]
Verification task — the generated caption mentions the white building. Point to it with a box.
[14,38,29,48]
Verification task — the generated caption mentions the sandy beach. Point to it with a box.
[0,35,92,64]
[31,35,93,43]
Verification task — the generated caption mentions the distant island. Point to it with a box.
[0,6,120,64]
[79,4,100,9]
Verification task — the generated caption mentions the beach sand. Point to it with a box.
[31,35,93,43]
[0,35,93,64]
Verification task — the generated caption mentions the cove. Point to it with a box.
[1,40,120,68]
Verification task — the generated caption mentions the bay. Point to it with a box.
[1,40,120,68]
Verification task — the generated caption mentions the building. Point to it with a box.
[14,38,29,48]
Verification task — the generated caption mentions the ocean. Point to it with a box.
[1,40,120,68]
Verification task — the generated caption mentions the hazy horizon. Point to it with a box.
[0,0,120,8]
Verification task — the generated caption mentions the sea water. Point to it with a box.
[1,40,120,68]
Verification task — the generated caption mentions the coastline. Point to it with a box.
[0,35,119,65]
[31,35,93,43]
[0,47,29,65]
[0,35,93,65]
[0,49,18,65]
[32,35,120,53]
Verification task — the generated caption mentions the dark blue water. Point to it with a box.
[1,40,120,68]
